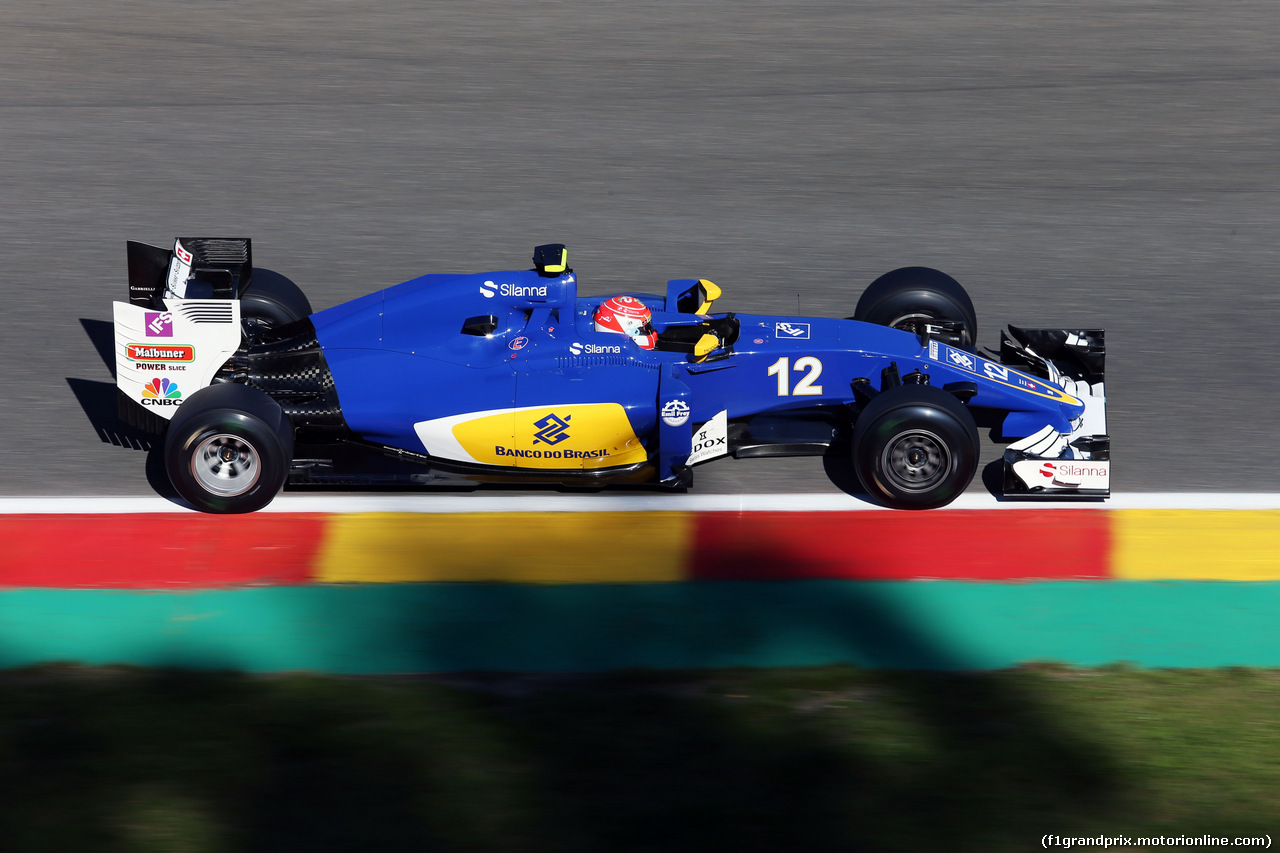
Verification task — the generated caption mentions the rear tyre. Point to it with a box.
[853,385,979,510]
[852,266,978,346]
[164,384,294,513]
[241,269,313,341]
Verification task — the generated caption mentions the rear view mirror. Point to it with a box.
[532,243,568,276]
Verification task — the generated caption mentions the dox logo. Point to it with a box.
[532,413,571,445]
[145,312,174,337]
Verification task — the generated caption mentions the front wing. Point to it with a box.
[999,327,1109,498]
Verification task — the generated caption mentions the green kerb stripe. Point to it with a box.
[1,581,1277,673]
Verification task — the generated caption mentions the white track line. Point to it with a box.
[0,493,1279,514]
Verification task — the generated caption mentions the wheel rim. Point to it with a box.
[191,433,261,497]
[886,311,970,345]
[886,311,936,333]
[881,428,951,492]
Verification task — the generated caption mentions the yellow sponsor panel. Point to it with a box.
[1113,510,1280,580]
[318,512,693,583]
[452,403,647,470]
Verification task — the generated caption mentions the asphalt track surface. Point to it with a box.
[4,1,1279,499]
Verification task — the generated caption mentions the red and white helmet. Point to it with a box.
[593,296,657,350]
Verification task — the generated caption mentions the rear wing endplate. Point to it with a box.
[127,238,253,307]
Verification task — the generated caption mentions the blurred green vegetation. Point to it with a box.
[0,664,1277,852]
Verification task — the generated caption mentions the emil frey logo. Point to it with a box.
[532,413,571,445]
[145,312,174,337]
[948,349,976,371]
[140,377,182,406]
[775,322,810,339]
[661,399,691,427]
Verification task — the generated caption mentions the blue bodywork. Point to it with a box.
[306,266,1083,485]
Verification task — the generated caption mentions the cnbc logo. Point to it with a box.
[140,377,182,406]
[532,413,571,445]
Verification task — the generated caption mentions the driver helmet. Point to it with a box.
[594,296,657,350]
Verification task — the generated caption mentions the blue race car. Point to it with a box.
[113,240,1108,513]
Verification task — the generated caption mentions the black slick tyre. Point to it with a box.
[852,384,980,510]
[240,269,313,340]
[853,266,978,346]
[164,384,294,514]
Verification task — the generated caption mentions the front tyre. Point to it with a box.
[164,384,294,513]
[853,266,978,347]
[853,385,979,510]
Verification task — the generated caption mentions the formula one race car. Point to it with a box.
[113,239,1108,513]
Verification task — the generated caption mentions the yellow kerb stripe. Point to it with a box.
[1113,510,1280,580]
[318,512,693,583]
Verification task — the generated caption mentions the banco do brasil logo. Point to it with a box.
[140,377,182,406]
[532,413,571,445]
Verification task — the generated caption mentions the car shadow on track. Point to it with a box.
[65,376,178,500]
[71,319,184,501]
[70,320,153,453]
[80,318,116,378]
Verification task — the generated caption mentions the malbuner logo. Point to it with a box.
[127,344,194,362]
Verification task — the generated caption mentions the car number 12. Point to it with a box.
[767,356,823,396]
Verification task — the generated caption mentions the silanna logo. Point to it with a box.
[481,280,548,298]
[1040,461,1108,480]
[140,378,182,406]
[570,342,622,355]
[532,413,571,445]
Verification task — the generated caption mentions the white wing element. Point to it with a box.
[1005,374,1109,494]
[998,326,1110,498]
[688,410,728,466]
[113,298,242,421]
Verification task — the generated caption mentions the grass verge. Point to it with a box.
[0,664,1277,852]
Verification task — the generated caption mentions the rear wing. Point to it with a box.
[113,298,243,428]
[127,238,252,307]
